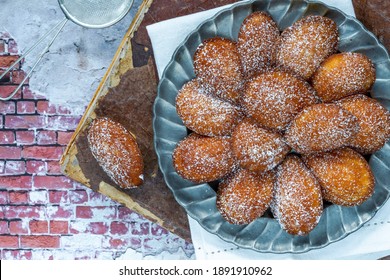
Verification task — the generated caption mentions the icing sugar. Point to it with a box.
[276,15,339,80]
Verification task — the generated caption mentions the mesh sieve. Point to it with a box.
[59,0,134,28]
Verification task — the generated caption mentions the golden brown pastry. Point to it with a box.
[284,103,360,154]
[217,168,275,224]
[303,148,375,206]
[194,37,244,104]
[241,70,319,131]
[176,78,243,136]
[231,119,290,173]
[336,94,390,154]
[237,11,280,78]
[172,133,236,183]
[87,117,144,188]
[312,52,376,102]
[271,155,323,235]
[276,15,338,80]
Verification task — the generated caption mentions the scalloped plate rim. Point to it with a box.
[153,0,390,254]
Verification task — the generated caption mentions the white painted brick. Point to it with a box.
[29,190,48,204]
[61,234,104,249]
[94,250,115,260]
[30,249,55,260]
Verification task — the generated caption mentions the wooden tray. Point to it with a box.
[60,0,194,241]
[60,0,240,243]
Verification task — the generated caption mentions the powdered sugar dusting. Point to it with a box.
[176,79,243,136]
[285,104,360,154]
[237,11,280,78]
[232,119,290,173]
[242,71,319,131]
[277,15,339,80]
[172,11,388,236]
[303,148,375,206]
[271,155,323,236]
[194,37,244,103]
[172,134,236,183]
[336,94,390,154]
[217,168,275,224]
[87,117,144,188]
[312,52,376,102]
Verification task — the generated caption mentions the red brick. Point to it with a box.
[0,55,19,68]
[117,206,139,221]
[57,106,72,115]
[46,161,61,175]
[47,116,81,131]
[0,235,19,248]
[46,205,73,219]
[0,175,33,188]
[29,220,48,234]
[16,101,35,114]
[9,219,28,234]
[88,190,113,204]
[0,146,22,159]
[22,146,63,160]
[36,101,56,115]
[151,223,169,236]
[2,249,32,260]
[131,222,150,235]
[0,39,5,53]
[69,190,88,204]
[20,235,60,248]
[34,175,73,189]
[0,190,8,204]
[75,206,93,218]
[103,236,130,249]
[48,190,68,204]
[88,222,109,234]
[11,70,29,84]
[22,87,45,99]
[3,205,45,219]
[50,220,68,234]
[70,221,108,234]
[8,191,28,204]
[15,130,35,145]
[26,160,46,174]
[76,206,116,219]
[0,131,15,144]
[110,221,129,235]
[4,160,26,175]
[0,220,8,234]
[19,250,33,260]
[36,130,56,145]
[0,160,4,173]
[7,39,18,54]
[0,101,15,114]
[57,131,74,145]
[5,115,46,129]
[0,85,22,99]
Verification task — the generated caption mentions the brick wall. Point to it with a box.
[0,33,194,259]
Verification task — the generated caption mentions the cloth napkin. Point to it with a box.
[147,0,390,259]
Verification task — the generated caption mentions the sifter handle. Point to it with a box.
[0,18,68,101]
